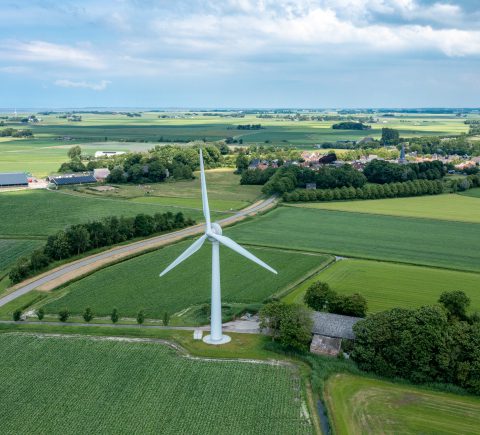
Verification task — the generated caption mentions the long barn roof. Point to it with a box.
[0,172,28,186]
[311,312,363,340]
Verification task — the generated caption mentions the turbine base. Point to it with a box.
[202,334,231,345]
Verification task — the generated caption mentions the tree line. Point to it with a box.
[283,179,445,202]
[352,291,480,395]
[0,127,34,137]
[9,211,195,284]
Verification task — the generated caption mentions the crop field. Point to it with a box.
[0,333,312,435]
[0,190,207,237]
[42,243,331,319]
[0,239,44,274]
[226,207,480,272]
[325,374,480,434]
[292,193,480,223]
[285,259,480,313]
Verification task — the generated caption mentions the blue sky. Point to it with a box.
[1,0,479,108]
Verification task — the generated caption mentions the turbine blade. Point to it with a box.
[211,234,277,275]
[159,235,207,277]
[199,149,211,231]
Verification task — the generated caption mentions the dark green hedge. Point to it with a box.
[283,179,445,202]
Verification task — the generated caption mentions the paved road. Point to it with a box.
[0,318,260,334]
[0,196,276,308]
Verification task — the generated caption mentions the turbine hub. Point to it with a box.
[211,222,222,235]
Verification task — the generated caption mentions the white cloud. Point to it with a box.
[54,79,111,91]
[0,65,30,74]
[1,40,105,69]
[144,1,480,60]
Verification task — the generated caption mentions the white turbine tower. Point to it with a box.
[160,149,277,345]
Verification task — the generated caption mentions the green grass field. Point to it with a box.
[0,239,44,274]
[291,193,480,223]
[0,333,312,435]
[284,259,480,313]
[74,168,263,211]
[226,207,480,272]
[0,189,206,237]
[42,243,331,319]
[0,139,154,176]
[325,374,480,434]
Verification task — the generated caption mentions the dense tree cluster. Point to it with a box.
[259,301,313,351]
[9,211,194,284]
[260,165,367,195]
[381,128,400,145]
[332,122,371,130]
[283,179,445,202]
[352,292,480,395]
[304,281,367,318]
[0,128,33,137]
[363,159,446,184]
[408,136,480,156]
[240,168,277,185]
[236,124,262,130]
[58,145,224,184]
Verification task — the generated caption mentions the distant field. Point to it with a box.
[0,334,312,434]
[8,112,471,146]
[0,190,206,237]
[0,112,472,176]
[42,243,331,319]
[460,187,480,198]
[226,207,480,272]
[325,374,480,435]
[292,193,480,223]
[285,259,480,313]
[0,239,44,274]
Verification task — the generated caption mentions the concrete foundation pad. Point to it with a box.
[202,334,231,345]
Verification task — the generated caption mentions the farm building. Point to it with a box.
[310,312,362,356]
[94,151,126,158]
[93,168,110,180]
[0,172,29,188]
[49,173,97,186]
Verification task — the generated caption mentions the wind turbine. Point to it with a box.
[160,149,277,344]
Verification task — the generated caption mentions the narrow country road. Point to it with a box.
[0,196,276,308]
[0,318,261,334]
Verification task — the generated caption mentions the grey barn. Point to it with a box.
[310,312,363,356]
[0,172,28,188]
